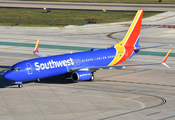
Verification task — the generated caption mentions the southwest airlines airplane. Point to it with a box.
[3,10,171,88]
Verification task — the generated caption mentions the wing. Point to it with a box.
[33,39,47,57]
[68,49,171,72]
[134,44,170,50]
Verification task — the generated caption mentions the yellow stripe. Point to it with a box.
[108,10,142,66]
[4,27,12,29]
[120,10,142,46]
[34,39,40,51]
[24,40,37,43]
[60,27,65,30]
[3,47,18,49]
[108,46,125,66]
[163,49,172,62]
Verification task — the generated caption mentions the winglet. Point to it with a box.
[33,39,47,57]
[161,49,171,68]
[34,39,40,53]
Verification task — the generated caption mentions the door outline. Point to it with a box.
[26,63,33,75]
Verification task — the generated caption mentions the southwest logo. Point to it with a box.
[34,58,74,71]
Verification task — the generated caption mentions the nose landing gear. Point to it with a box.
[88,74,94,81]
[18,84,23,88]
[12,82,23,88]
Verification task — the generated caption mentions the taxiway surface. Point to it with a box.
[0,0,175,12]
[0,12,175,120]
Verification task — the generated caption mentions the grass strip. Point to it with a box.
[0,8,158,27]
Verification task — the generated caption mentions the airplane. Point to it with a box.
[3,10,171,88]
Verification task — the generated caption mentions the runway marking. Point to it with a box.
[24,40,37,43]
[126,96,145,109]
[60,27,65,30]
[145,69,152,71]
[4,26,12,29]
[3,46,18,49]
[126,99,145,109]
[129,90,140,93]
[127,96,140,99]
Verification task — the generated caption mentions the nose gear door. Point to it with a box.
[26,63,33,74]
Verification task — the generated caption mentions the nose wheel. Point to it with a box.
[18,84,23,88]
[88,74,94,81]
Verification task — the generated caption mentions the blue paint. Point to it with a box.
[4,48,116,83]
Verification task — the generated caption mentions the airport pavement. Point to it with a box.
[0,0,175,12]
[0,12,175,120]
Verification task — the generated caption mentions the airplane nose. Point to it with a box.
[3,72,13,81]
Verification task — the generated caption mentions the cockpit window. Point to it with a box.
[10,68,21,71]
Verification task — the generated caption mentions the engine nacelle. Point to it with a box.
[71,70,92,82]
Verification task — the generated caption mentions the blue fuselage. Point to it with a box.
[4,48,117,82]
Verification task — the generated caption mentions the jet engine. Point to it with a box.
[71,70,94,82]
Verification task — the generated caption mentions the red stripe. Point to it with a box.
[124,12,143,47]
[34,44,39,53]
[114,47,134,65]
